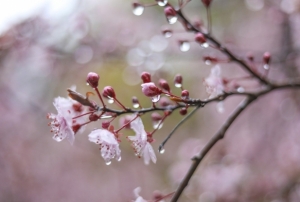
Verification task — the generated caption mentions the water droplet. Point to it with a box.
[205,60,212,65]
[167,16,177,24]
[153,121,163,130]
[159,148,165,154]
[180,41,190,52]
[86,82,90,86]
[217,102,224,113]
[105,160,112,165]
[108,98,114,104]
[151,95,161,102]
[237,87,245,93]
[133,5,144,16]
[201,42,209,48]
[164,31,172,38]
[157,0,168,6]
[117,156,121,161]
[263,64,269,70]
[175,83,182,88]
[100,115,113,119]
[133,103,140,108]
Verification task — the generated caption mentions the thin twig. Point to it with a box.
[158,105,201,152]
[170,96,256,201]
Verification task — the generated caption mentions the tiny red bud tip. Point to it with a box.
[195,33,206,44]
[263,52,271,64]
[141,72,152,83]
[86,72,99,88]
[180,108,188,115]
[89,114,99,122]
[102,121,110,129]
[181,90,189,98]
[174,74,182,84]
[164,6,176,17]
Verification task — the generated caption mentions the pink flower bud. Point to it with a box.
[263,52,271,64]
[132,96,140,108]
[162,28,173,38]
[195,33,206,44]
[86,72,99,88]
[141,82,162,97]
[201,0,212,7]
[102,86,116,98]
[181,90,189,99]
[159,79,170,92]
[203,56,218,65]
[174,74,183,88]
[247,53,254,61]
[72,124,81,134]
[164,6,176,18]
[158,97,172,107]
[141,72,152,83]
[89,114,99,122]
[180,108,187,115]
[102,121,110,129]
[151,112,163,122]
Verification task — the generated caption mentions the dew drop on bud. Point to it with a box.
[151,95,161,103]
[167,16,177,24]
[205,60,212,65]
[108,98,114,104]
[237,87,245,93]
[117,156,122,162]
[201,42,209,48]
[86,82,90,86]
[105,160,112,165]
[175,83,182,88]
[133,103,140,108]
[157,0,168,6]
[133,4,144,16]
[179,41,190,52]
[263,64,269,70]
[159,148,165,154]
[164,31,172,38]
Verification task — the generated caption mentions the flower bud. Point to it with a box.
[263,52,271,64]
[119,115,131,129]
[181,90,189,99]
[164,6,176,17]
[162,28,172,38]
[159,79,170,92]
[132,96,140,108]
[201,0,212,7]
[86,72,99,88]
[195,32,206,44]
[102,86,116,98]
[174,74,183,88]
[203,56,218,65]
[141,72,151,83]
[141,82,162,97]
[102,121,110,129]
[89,114,99,122]
[151,112,163,122]
[158,97,172,107]
[180,108,187,115]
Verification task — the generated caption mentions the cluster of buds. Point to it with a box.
[48,71,198,165]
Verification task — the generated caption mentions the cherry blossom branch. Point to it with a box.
[170,96,256,202]
[175,9,270,85]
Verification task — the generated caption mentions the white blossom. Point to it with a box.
[204,65,224,99]
[128,117,157,165]
[88,129,121,164]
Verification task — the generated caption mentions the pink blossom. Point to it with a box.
[127,116,157,165]
[141,82,162,97]
[88,129,121,164]
[48,97,76,144]
[203,65,224,99]
[48,94,89,144]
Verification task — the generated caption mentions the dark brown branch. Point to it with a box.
[170,96,256,201]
